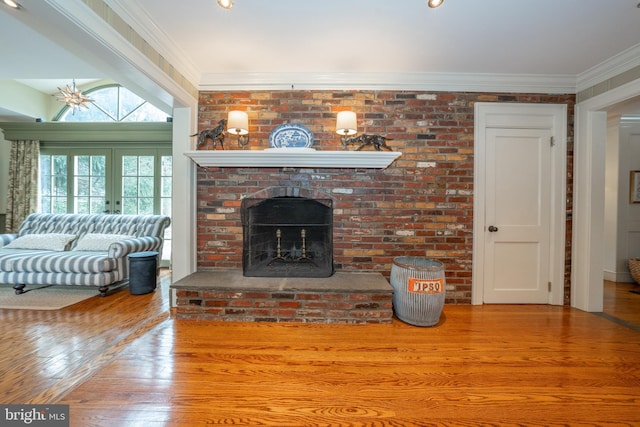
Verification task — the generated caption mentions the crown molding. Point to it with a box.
[199,72,577,94]
[576,43,640,93]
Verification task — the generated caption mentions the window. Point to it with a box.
[39,154,68,213]
[55,84,170,123]
[41,150,112,215]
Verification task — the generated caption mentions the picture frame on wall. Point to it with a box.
[630,171,640,204]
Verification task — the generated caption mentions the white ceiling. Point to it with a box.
[1,0,640,120]
[131,0,640,76]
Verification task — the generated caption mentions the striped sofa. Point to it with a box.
[0,213,171,296]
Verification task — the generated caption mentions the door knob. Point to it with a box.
[488,225,499,232]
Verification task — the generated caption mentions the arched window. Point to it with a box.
[55,84,170,122]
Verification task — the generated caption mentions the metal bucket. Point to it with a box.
[390,256,446,326]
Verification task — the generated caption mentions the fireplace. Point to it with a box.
[241,196,334,277]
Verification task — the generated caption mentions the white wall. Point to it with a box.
[0,81,52,120]
[618,119,640,281]
[603,117,620,280]
[603,117,640,282]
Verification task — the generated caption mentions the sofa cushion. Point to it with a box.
[0,249,51,272]
[18,213,170,244]
[0,234,17,247]
[74,233,134,251]
[10,251,117,274]
[4,233,77,251]
[18,214,91,238]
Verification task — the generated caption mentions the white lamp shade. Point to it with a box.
[336,111,357,136]
[227,110,249,135]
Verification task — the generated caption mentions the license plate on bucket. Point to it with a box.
[408,278,444,294]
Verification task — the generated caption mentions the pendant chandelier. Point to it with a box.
[56,79,93,113]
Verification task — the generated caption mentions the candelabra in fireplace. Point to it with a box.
[241,196,334,278]
[267,227,315,266]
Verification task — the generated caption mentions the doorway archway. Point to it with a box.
[573,79,640,311]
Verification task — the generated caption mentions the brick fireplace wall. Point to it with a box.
[195,90,575,305]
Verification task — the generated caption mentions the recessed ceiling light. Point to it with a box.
[428,0,444,8]
[2,0,21,8]
[217,0,233,9]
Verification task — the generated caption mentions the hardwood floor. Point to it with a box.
[603,280,640,328]
[1,273,639,426]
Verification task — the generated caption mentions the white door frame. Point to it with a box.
[171,107,199,282]
[473,103,567,306]
[573,79,640,312]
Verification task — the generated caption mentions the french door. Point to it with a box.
[40,149,111,215]
[114,149,172,217]
[39,146,172,264]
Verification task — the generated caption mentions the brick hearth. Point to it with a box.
[170,271,393,324]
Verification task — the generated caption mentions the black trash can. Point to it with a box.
[128,251,159,295]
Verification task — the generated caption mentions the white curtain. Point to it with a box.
[6,140,39,233]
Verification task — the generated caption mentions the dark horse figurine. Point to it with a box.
[192,118,227,150]
[342,133,393,151]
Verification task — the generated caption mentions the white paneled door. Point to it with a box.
[483,128,552,303]
[473,103,567,306]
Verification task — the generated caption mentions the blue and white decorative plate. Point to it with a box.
[269,123,314,148]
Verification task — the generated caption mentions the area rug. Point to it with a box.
[0,285,98,310]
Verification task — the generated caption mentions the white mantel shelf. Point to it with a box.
[184,149,402,169]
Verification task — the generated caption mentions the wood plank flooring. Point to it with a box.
[603,280,640,329]
[0,280,170,405]
[1,274,639,426]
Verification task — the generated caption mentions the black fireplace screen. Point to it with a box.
[241,197,334,277]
